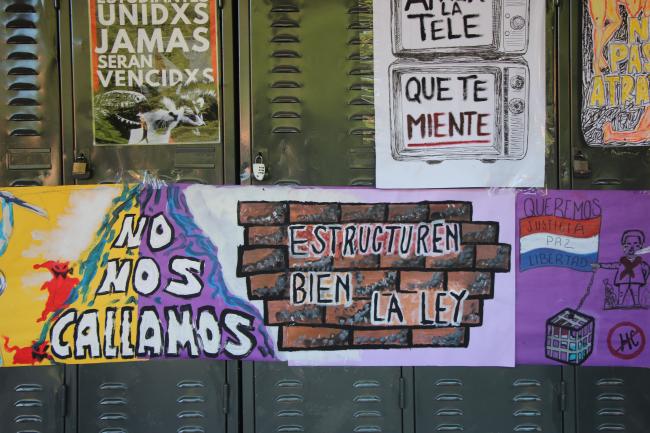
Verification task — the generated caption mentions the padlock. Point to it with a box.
[573,151,591,178]
[252,153,266,181]
[72,153,92,180]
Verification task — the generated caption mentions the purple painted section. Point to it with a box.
[137,185,275,361]
[517,190,650,367]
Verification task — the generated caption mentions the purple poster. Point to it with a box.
[517,190,650,367]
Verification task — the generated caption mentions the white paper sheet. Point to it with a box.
[374,0,546,188]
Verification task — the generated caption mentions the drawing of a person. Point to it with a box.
[594,229,650,308]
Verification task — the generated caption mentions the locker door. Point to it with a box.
[77,360,234,433]
[244,0,375,186]
[566,0,650,189]
[243,362,405,433]
[0,0,61,186]
[576,367,650,433]
[413,367,564,433]
[0,366,65,433]
[61,0,237,185]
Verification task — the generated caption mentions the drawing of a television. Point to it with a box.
[389,59,529,161]
[392,0,530,56]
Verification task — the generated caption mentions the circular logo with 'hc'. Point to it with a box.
[607,322,646,360]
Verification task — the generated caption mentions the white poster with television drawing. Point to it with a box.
[374,0,546,188]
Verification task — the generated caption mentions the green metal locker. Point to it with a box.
[240,0,375,186]
[57,2,242,432]
[238,2,568,433]
[240,3,405,432]
[0,366,65,433]
[243,362,409,433]
[0,0,62,186]
[575,367,650,433]
[412,367,564,433]
[75,360,237,433]
[58,0,238,185]
[559,1,650,428]
[564,0,650,189]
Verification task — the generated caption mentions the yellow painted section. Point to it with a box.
[0,185,141,367]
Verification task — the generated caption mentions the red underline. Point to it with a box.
[407,140,492,147]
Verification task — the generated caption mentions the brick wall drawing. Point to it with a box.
[237,201,511,352]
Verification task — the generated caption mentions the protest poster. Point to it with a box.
[0,185,515,367]
[517,190,650,367]
[373,0,546,188]
[582,0,650,146]
[90,0,220,145]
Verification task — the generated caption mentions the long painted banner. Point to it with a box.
[0,185,515,367]
[0,185,648,368]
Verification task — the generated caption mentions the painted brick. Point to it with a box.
[352,271,398,299]
[289,255,334,271]
[447,272,494,298]
[380,254,426,269]
[425,245,475,270]
[411,327,468,347]
[247,226,287,246]
[340,204,387,222]
[238,202,288,225]
[266,301,323,325]
[352,329,410,347]
[334,254,380,270]
[461,300,482,325]
[280,326,350,350]
[429,202,473,221]
[248,273,289,300]
[461,222,499,244]
[325,301,373,327]
[290,203,340,223]
[399,271,445,292]
[239,247,286,275]
[388,204,430,223]
[476,244,511,272]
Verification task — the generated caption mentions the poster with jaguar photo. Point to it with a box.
[582,0,650,146]
[89,0,220,146]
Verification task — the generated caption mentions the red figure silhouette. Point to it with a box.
[3,337,51,365]
[34,261,79,323]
